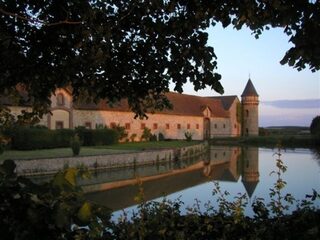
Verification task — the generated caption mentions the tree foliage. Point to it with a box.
[310,115,320,140]
[0,0,319,118]
[0,160,112,240]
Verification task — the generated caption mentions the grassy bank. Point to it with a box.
[210,135,315,148]
[0,140,200,161]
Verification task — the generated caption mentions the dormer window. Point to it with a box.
[57,93,65,106]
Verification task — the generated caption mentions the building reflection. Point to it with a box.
[84,146,260,211]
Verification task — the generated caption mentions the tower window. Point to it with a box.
[177,124,181,129]
[57,93,64,106]
[214,124,217,129]
[196,124,199,129]
[187,123,190,129]
[166,123,170,129]
[85,122,92,129]
[246,109,249,117]
[153,123,158,129]
[55,121,64,129]
[141,123,146,129]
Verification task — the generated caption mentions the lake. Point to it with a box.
[84,146,320,218]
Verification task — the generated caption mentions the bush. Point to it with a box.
[70,134,81,156]
[310,116,320,144]
[130,133,137,142]
[158,132,165,141]
[185,131,193,141]
[91,128,119,146]
[150,134,157,141]
[0,144,3,155]
[4,127,74,150]
[141,127,152,141]
[4,126,119,150]
[75,127,119,146]
[111,124,128,141]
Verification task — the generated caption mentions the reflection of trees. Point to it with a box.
[311,147,320,167]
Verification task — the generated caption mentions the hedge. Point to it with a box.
[75,127,119,146]
[4,127,119,150]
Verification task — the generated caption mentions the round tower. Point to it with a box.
[241,147,259,198]
[241,79,259,136]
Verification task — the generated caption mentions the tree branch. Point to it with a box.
[0,8,82,27]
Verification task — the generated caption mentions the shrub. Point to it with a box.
[310,116,320,144]
[91,128,119,146]
[0,143,3,155]
[130,133,137,142]
[75,127,119,146]
[185,131,193,141]
[141,127,152,141]
[158,132,165,141]
[70,134,81,156]
[4,127,74,150]
[150,134,157,141]
[75,127,94,146]
[111,124,128,141]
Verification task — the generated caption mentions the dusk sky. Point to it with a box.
[170,24,320,127]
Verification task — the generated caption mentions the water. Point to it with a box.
[84,146,320,219]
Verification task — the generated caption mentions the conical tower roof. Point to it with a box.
[241,79,259,97]
[242,180,259,198]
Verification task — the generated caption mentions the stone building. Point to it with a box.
[2,79,259,140]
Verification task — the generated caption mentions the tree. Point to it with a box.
[0,0,319,118]
[310,116,320,141]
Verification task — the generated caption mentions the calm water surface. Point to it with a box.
[84,146,320,218]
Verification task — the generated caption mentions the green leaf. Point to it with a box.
[64,168,79,187]
[77,202,92,223]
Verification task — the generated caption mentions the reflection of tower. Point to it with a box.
[241,78,259,136]
[241,147,259,198]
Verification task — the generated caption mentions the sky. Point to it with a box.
[170,24,320,127]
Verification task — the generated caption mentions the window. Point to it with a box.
[214,124,217,129]
[57,93,64,106]
[55,121,64,129]
[166,123,170,129]
[246,109,249,117]
[223,124,226,128]
[110,122,116,128]
[153,123,158,129]
[187,123,190,129]
[125,123,130,130]
[85,122,92,129]
[141,123,146,129]
[196,124,199,129]
[177,123,181,129]
[234,124,237,129]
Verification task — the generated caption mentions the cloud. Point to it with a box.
[262,99,320,109]
[259,100,320,127]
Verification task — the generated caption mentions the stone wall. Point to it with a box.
[13,142,208,176]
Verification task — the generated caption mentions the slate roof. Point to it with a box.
[1,87,238,118]
[74,92,235,118]
[241,79,259,97]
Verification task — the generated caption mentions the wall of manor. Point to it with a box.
[73,110,204,140]
[228,99,241,137]
[8,106,48,126]
[209,117,231,137]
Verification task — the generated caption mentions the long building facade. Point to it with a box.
[4,79,259,140]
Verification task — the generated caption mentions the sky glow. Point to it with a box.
[170,24,319,126]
